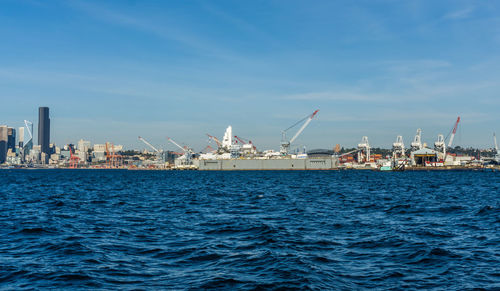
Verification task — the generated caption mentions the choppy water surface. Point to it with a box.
[0,170,499,290]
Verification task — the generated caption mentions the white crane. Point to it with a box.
[138,136,160,153]
[167,137,194,165]
[434,134,446,157]
[392,135,405,159]
[411,128,423,152]
[357,136,371,163]
[138,136,164,163]
[280,110,319,155]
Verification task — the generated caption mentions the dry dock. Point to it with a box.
[197,158,339,170]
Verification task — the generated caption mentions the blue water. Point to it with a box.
[0,170,499,290]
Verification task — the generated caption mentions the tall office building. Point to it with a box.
[18,127,24,148]
[7,127,16,151]
[0,125,7,164]
[38,107,50,163]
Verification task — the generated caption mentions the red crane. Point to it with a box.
[207,134,222,149]
[201,145,215,154]
[105,142,123,168]
[69,146,79,169]
[447,116,461,148]
[234,135,256,150]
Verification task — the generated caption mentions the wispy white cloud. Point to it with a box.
[66,0,243,62]
[281,90,409,102]
[443,6,475,20]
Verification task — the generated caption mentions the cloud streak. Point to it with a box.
[66,0,243,62]
[443,7,475,20]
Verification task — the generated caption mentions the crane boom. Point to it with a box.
[138,136,160,153]
[290,110,319,144]
[234,136,246,145]
[207,134,222,148]
[280,110,319,155]
[167,137,187,153]
[447,116,460,148]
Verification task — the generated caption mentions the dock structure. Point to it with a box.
[197,157,339,170]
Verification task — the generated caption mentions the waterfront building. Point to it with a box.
[78,139,91,152]
[78,139,91,163]
[38,107,50,163]
[7,127,16,152]
[0,125,7,164]
[18,127,24,148]
[93,144,106,152]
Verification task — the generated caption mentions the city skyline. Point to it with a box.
[1,1,500,150]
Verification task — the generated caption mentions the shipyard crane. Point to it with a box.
[138,136,164,164]
[234,135,257,151]
[167,137,194,165]
[357,136,371,163]
[68,146,79,168]
[138,136,160,153]
[201,145,215,154]
[447,117,461,148]
[411,128,423,152]
[207,134,224,151]
[434,134,446,158]
[280,110,319,155]
[105,142,123,168]
[441,117,461,163]
[392,135,405,159]
[338,148,361,157]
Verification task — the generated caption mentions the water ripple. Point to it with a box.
[0,169,499,289]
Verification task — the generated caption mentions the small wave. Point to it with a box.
[476,205,497,215]
[385,204,413,214]
[55,273,93,281]
[199,277,248,289]
[14,227,55,235]
[408,247,461,265]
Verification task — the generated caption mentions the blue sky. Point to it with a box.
[1,0,499,151]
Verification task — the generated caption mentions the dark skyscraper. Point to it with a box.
[0,126,7,164]
[7,127,16,152]
[38,107,50,159]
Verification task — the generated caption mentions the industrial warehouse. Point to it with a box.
[1,108,499,171]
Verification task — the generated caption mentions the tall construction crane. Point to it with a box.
[138,136,164,163]
[280,110,319,155]
[167,137,194,165]
[447,116,461,148]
